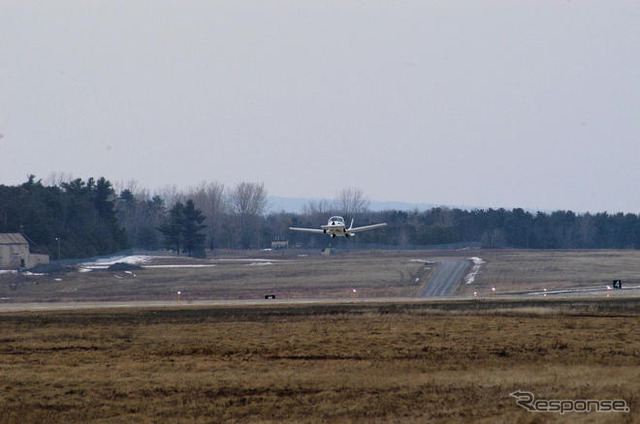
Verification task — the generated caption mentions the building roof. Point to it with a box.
[0,233,28,245]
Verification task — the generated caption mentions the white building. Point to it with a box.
[0,233,50,269]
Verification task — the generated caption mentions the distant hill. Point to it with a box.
[267,196,437,214]
[267,196,543,215]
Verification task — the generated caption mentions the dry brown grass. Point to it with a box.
[1,252,426,303]
[459,249,640,296]
[1,300,638,423]
[4,249,640,303]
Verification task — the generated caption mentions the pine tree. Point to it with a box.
[182,200,207,257]
[159,202,185,255]
[159,200,207,257]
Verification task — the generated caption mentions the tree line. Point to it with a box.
[2,176,640,260]
[0,176,127,258]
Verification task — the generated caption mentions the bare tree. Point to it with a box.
[155,184,181,208]
[188,182,227,249]
[302,199,334,222]
[113,179,141,197]
[115,183,165,250]
[336,187,370,218]
[230,182,267,216]
[45,172,74,187]
[229,182,268,248]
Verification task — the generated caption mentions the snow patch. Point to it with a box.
[410,259,434,265]
[464,257,485,284]
[85,255,155,266]
[82,255,159,269]
[218,258,279,263]
[144,264,216,269]
[248,262,273,267]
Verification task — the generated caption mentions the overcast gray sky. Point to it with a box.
[3,1,639,213]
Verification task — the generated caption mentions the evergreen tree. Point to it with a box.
[159,200,207,257]
[159,202,185,254]
[182,200,207,257]
[0,176,128,258]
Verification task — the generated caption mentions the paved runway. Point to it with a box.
[419,259,472,297]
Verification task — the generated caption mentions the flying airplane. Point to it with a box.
[289,216,387,238]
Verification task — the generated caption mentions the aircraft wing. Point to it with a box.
[289,226,326,234]
[349,222,387,233]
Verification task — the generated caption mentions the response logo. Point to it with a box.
[510,391,630,415]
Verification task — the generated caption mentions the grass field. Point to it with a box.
[1,250,639,422]
[1,251,428,303]
[1,299,638,423]
[4,249,640,304]
[465,249,640,295]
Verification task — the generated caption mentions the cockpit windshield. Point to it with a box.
[329,216,344,224]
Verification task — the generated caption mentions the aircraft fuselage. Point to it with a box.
[289,215,386,238]
[321,216,353,237]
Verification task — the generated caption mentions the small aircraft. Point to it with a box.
[289,216,387,238]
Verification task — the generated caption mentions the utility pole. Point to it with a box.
[55,236,61,260]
